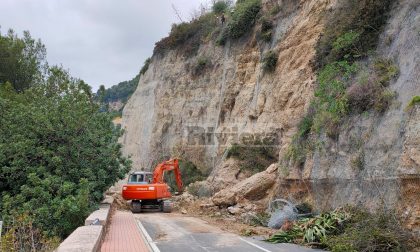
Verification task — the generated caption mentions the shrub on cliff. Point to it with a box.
[227,0,261,39]
[154,13,217,55]
[212,0,231,14]
[262,50,278,73]
[140,57,151,75]
[259,17,274,42]
[315,0,394,68]
[0,66,131,239]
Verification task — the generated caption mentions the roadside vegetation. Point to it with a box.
[267,207,417,251]
[0,29,130,250]
[274,1,418,251]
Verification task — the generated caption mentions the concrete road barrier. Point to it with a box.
[56,226,103,252]
[84,205,110,226]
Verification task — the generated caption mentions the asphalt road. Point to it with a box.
[135,212,322,252]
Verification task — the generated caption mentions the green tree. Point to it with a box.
[0,29,47,92]
[0,66,131,238]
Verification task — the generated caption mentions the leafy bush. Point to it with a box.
[260,17,273,42]
[212,0,231,14]
[154,13,217,55]
[226,143,277,174]
[140,57,151,75]
[227,0,261,39]
[262,50,278,73]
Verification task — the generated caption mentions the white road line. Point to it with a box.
[239,237,273,252]
[137,219,161,252]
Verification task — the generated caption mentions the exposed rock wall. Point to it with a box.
[121,0,419,231]
[122,0,330,172]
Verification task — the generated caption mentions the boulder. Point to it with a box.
[212,164,278,207]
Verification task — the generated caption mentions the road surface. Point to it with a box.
[135,212,322,252]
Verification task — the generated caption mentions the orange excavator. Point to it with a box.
[122,159,183,213]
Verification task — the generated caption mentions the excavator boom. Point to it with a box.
[152,159,183,192]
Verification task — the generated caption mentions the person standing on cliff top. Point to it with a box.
[221,13,225,25]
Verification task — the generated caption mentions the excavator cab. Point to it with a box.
[128,171,153,184]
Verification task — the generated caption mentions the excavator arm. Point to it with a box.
[152,159,183,192]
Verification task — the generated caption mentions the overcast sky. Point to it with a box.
[0,0,209,90]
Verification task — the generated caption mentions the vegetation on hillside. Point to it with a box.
[97,74,140,105]
[285,0,397,166]
[154,0,262,55]
[0,29,130,249]
[96,56,152,114]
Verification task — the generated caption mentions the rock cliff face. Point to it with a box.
[122,0,419,232]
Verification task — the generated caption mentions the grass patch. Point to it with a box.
[226,143,277,174]
[262,50,278,73]
[407,95,420,108]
